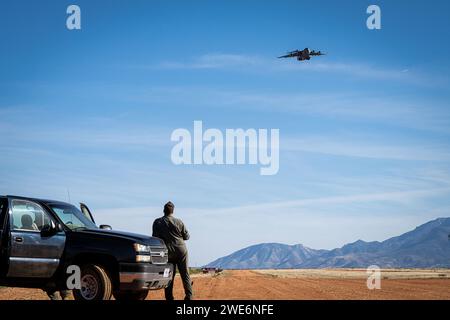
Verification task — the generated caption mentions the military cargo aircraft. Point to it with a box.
[278,48,325,61]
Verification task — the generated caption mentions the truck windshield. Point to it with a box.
[50,204,97,231]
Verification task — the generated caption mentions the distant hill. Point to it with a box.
[206,218,450,269]
[206,243,326,269]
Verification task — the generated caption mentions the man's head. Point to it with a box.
[164,201,175,216]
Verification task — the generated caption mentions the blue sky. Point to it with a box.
[1,0,450,265]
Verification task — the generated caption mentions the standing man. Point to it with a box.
[152,201,193,300]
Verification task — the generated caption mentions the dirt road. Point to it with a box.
[1,270,449,300]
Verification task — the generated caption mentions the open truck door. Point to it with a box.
[80,203,112,230]
[6,198,65,278]
[80,203,95,224]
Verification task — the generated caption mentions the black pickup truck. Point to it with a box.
[0,195,173,300]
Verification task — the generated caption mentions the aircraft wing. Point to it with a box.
[278,51,298,58]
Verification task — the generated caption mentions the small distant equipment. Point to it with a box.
[202,267,223,274]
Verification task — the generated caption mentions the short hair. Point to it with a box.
[164,201,174,215]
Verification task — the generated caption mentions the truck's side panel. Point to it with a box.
[7,232,65,278]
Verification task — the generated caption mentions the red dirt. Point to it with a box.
[1,270,449,300]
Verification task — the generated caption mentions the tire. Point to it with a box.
[113,290,149,301]
[73,264,113,301]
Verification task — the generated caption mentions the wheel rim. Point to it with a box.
[80,274,99,300]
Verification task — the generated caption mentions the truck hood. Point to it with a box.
[75,228,165,247]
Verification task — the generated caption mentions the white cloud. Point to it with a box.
[158,54,264,69]
[113,86,450,134]
[0,119,170,150]
[152,53,444,85]
[282,135,450,161]
[193,188,450,216]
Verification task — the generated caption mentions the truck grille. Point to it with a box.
[150,247,168,264]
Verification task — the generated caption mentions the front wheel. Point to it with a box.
[113,290,149,301]
[73,264,113,300]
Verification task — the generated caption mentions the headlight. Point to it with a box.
[136,255,151,263]
[134,243,151,263]
[134,243,151,253]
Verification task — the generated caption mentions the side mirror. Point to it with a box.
[41,221,57,237]
[99,224,112,230]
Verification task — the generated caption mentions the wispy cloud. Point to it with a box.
[93,188,450,227]
[277,61,417,82]
[158,54,264,70]
[187,188,450,216]
[151,53,444,85]
[120,86,450,134]
[282,135,450,161]
[0,119,170,150]
[3,106,448,162]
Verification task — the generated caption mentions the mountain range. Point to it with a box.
[206,218,450,269]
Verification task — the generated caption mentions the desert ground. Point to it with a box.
[0,269,449,300]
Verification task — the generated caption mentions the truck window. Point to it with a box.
[10,199,52,231]
[50,204,97,230]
